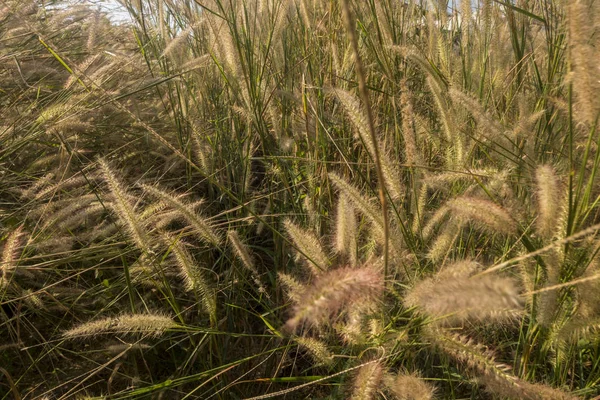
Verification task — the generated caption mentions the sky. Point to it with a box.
[63,0,131,23]
[94,0,130,22]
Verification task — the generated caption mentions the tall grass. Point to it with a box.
[1,0,600,398]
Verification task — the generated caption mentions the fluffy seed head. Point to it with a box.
[447,196,517,236]
[334,195,358,267]
[295,336,334,366]
[430,330,515,382]
[285,265,383,331]
[63,313,176,339]
[329,87,375,156]
[141,184,221,245]
[278,272,306,303]
[99,158,152,255]
[400,79,420,166]
[405,263,523,324]
[162,233,216,318]
[567,0,600,126]
[351,359,385,400]
[284,219,330,275]
[433,329,575,399]
[329,172,385,239]
[1,226,25,290]
[535,165,562,240]
[386,371,436,400]
[427,221,462,263]
[477,373,578,400]
[228,230,258,275]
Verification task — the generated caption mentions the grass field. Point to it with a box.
[1,0,600,398]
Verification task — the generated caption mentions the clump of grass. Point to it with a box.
[2,0,600,398]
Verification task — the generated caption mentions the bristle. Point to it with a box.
[20,173,55,199]
[65,54,101,89]
[447,196,517,236]
[228,230,267,295]
[536,250,562,327]
[162,233,216,318]
[385,371,436,400]
[285,265,383,331]
[22,289,44,310]
[412,183,428,234]
[567,0,600,126]
[33,173,97,201]
[334,195,358,267]
[57,203,105,230]
[284,219,330,275]
[460,0,472,45]
[277,272,305,304]
[99,158,153,255]
[426,77,463,167]
[535,165,562,240]
[228,230,258,275]
[430,330,515,382]
[574,259,600,319]
[179,55,210,71]
[350,359,385,400]
[449,88,504,142]
[400,79,420,166]
[329,172,385,239]
[1,226,25,290]
[161,22,201,62]
[303,195,319,231]
[295,336,334,366]
[256,201,270,235]
[40,196,98,231]
[335,307,368,345]
[379,145,405,202]
[161,26,193,59]
[329,87,375,155]
[329,88,402,201]
[427,221,461,263]
[476,366,577,400]
[405,265,522,324]
[63,313,176,339]
[141,184,221,245]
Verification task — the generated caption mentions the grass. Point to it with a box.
[1,0,600,398]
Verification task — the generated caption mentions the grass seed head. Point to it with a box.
[285,265,383,332]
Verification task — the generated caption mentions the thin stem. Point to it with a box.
[341,0,389,280]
